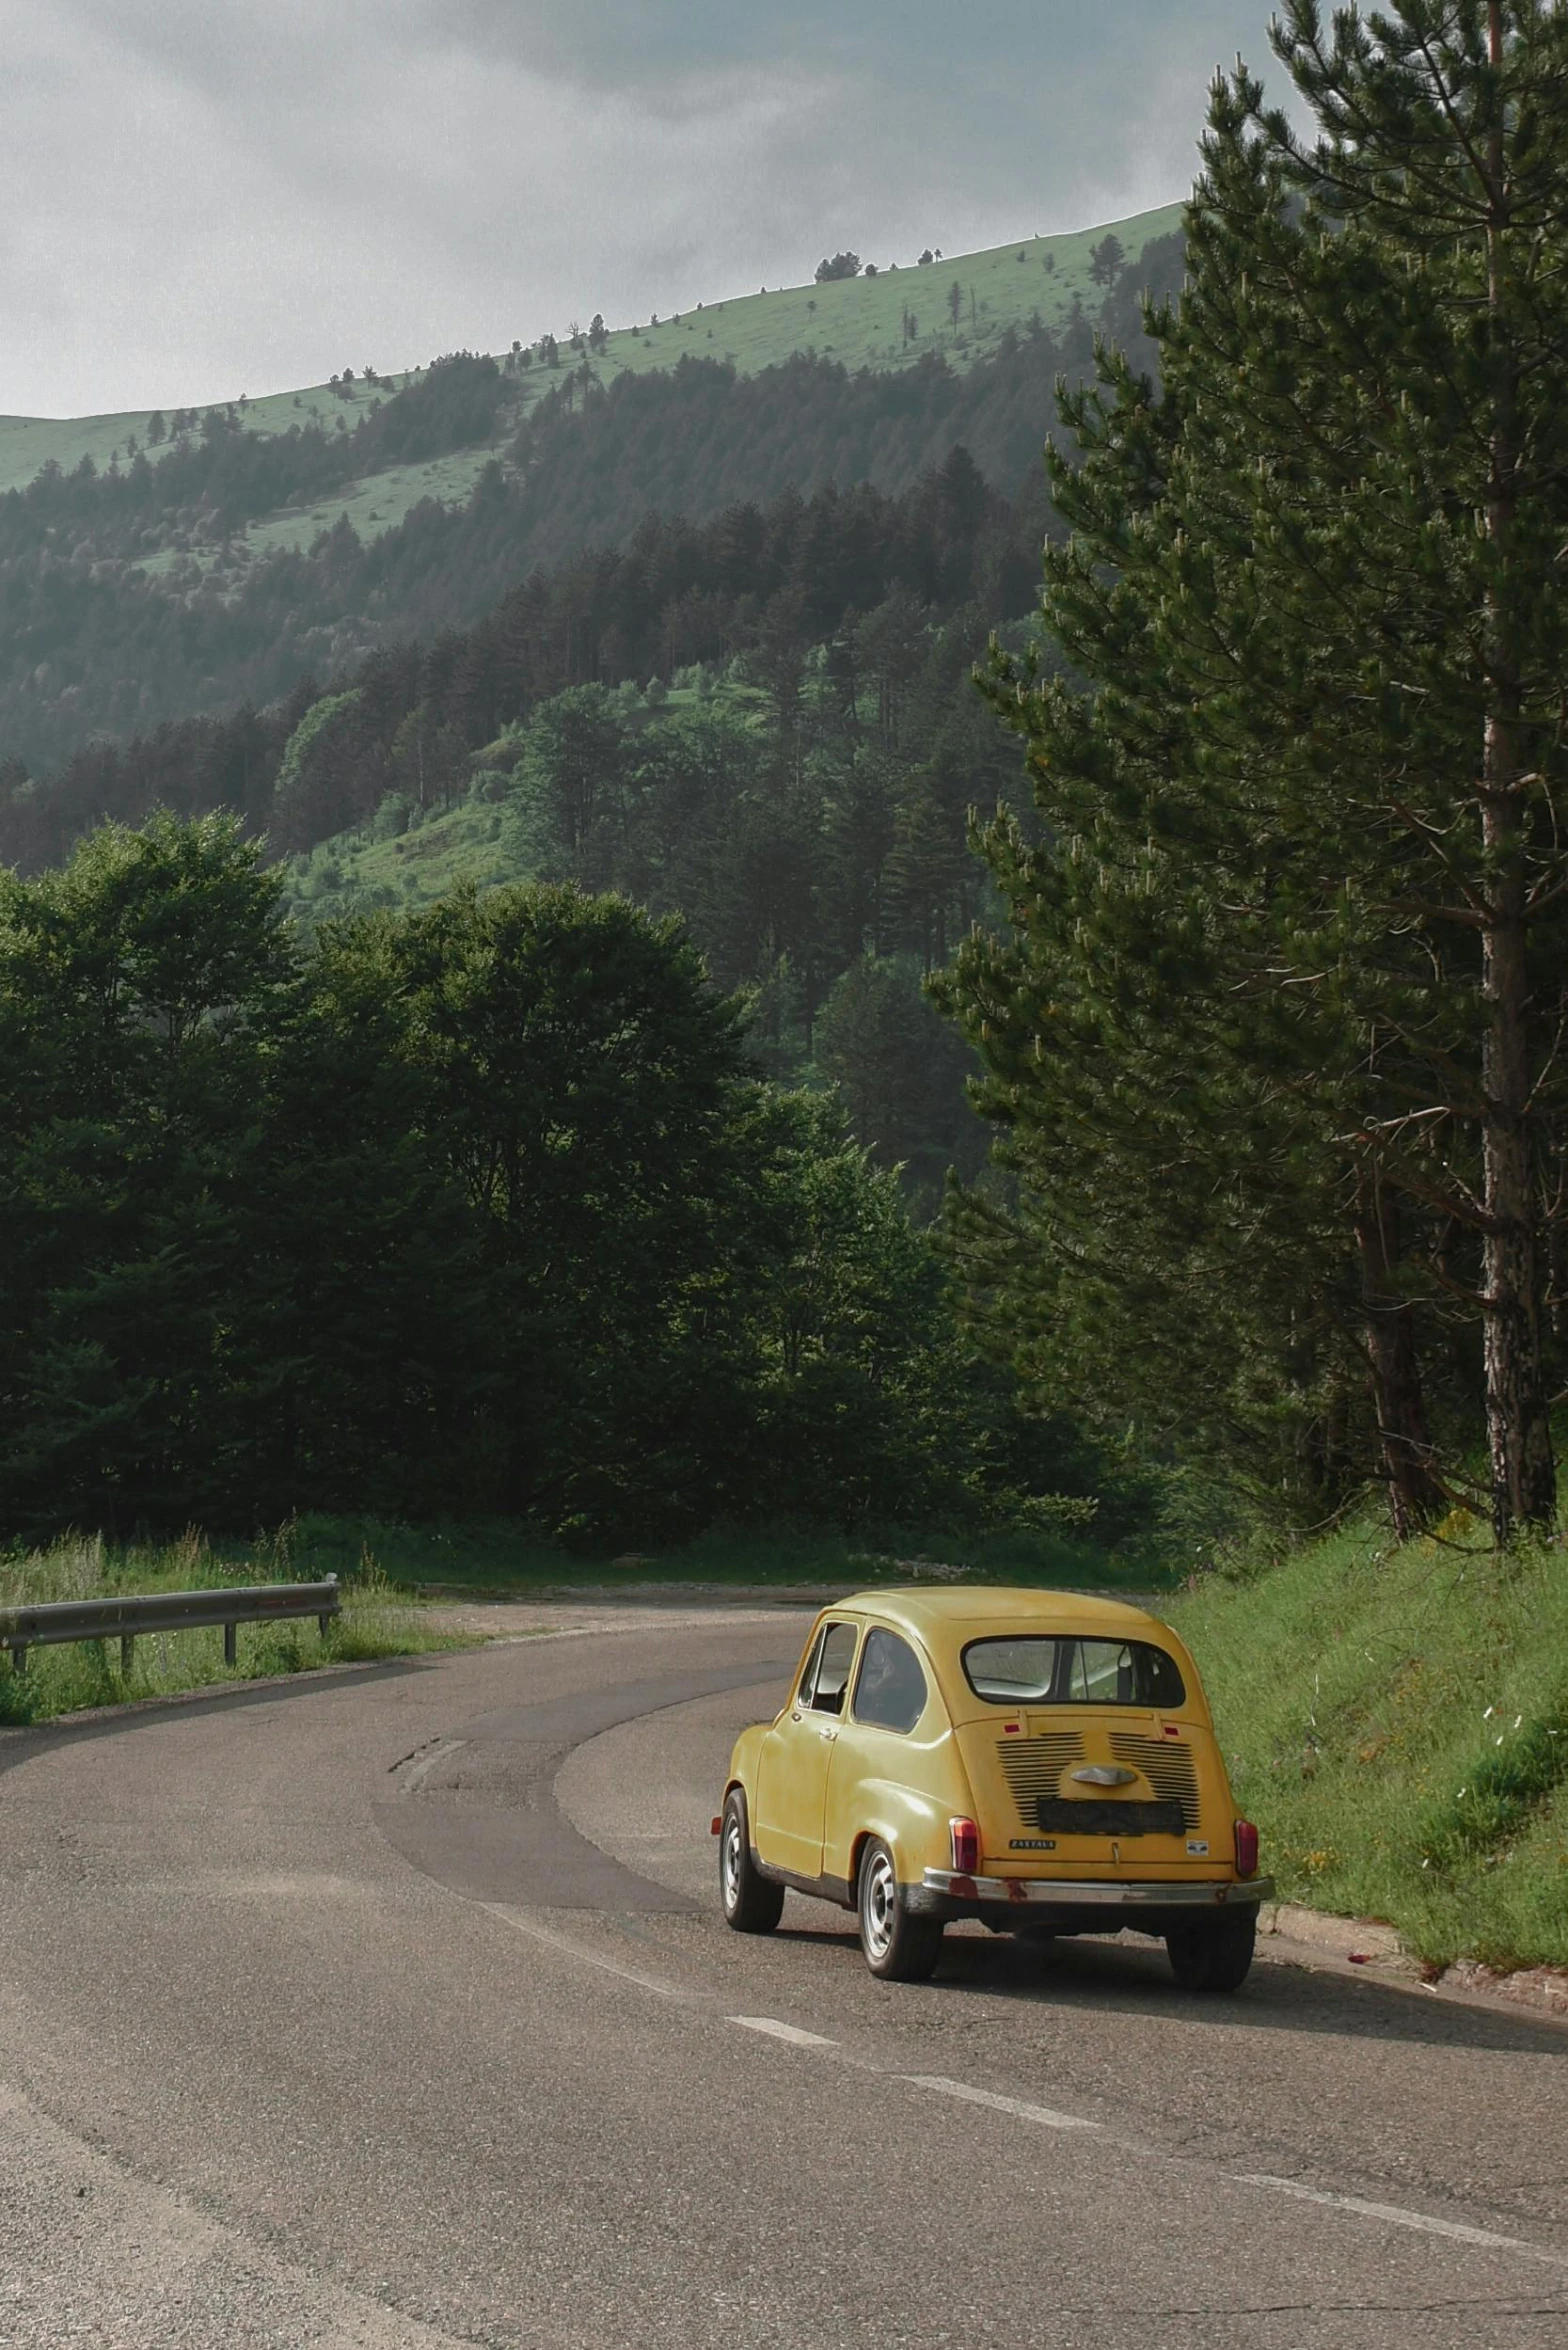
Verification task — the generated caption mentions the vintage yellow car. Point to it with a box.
[718,1587,1270,1988]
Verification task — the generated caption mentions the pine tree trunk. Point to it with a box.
[1479,3,1556,1541]
[1480,847,1554,1538]
[1356,1182,1444,1539]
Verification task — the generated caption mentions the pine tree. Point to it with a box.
[942,0,1568,1541]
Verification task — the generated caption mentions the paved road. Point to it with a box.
[2,1609,1564,2349]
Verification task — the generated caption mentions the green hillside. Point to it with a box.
[1172,1508,1568,1971]
[0,203,1182,559]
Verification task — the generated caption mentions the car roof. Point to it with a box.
[831,1586,1173,1642]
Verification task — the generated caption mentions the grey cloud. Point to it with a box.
[2,2,1288,417]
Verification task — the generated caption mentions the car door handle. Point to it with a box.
[818,1725,837,1742]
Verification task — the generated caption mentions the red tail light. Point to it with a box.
[949,1818,980,1874]
[1234,1819,1259,1877]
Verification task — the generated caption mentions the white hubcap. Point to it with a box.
[862,1850,897,1959]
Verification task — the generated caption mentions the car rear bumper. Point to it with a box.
[914,1868,1274,1931]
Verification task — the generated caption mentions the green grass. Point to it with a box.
[288,795,525,919]
[1170,1516,1568,1971]
[0,1529,473,1730]
[0,202,1183,551]
[282,674,772,923]
[266,1510,1171,1601]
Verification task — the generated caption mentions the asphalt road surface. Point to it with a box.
[2,1607,1565,2350]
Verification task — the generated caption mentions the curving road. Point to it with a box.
[2,1607,1565,2350]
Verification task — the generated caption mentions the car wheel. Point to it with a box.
[1166,1910,1256,1993]
[857,1838,943,1982]
[720,1789,784,1933]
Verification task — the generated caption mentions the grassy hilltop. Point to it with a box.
[0,204,1182,554]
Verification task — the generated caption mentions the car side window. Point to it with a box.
[808,1621,859,1716]
[795,1626,828,1708]
[851,1628,927,1735]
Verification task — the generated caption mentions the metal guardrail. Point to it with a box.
[0,1578,340,1676]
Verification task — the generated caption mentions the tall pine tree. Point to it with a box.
[942,0,1568,1541]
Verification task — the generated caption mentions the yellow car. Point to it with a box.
[718,1587,1270,1989]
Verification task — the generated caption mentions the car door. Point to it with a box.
[821,1625,939,1891]
[753,1618,861,1880]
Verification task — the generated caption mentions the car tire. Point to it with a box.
[857,1838,943,1982]
[1166,1910,1256,1993]
[720,1789,784,1934]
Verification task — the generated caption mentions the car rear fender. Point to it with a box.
[844,1778,956,1894]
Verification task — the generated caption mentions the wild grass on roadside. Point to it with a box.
[266,1510,1171,1598]
[1171,1518,1568,1972]
[0,1531,471,1730]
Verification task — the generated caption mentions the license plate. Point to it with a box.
[1035,1798,1185,1836]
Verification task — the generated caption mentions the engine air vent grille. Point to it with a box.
[997,1730,1085,1827]
[1109,1732,1200,1831]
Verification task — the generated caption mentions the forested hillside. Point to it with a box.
[0,228,1182,779]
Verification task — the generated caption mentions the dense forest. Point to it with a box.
[0,815,1132,1548]
[1,452,1051,1212]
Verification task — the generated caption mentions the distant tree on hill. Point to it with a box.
[815,252,861,283]
[864,263,879,278]
[539,333,559,368]
[1089,232,1126,286]
[918,249,933,266]
[588,314,608,351]
[946,281,963,332]
[146,410,166,445]
[1043,251,1055,274]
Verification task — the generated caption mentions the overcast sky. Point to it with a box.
[2,2,1293,419]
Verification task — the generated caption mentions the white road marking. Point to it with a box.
[1230,2174,1568,2269]
[477,1907,1568,2280]
[727,2015,838,2047]
[482,1906,694,2001]
[902,2074,1099,2131]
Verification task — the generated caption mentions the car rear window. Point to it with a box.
[962,1636,1186,1709]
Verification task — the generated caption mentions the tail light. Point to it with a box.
[1234,1819,1259,1877]
[949,1818,980,1874]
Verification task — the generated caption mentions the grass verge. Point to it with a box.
[1170,1517,1568,1972]
[0,1532,473,1730]
[266,1511,1172,1599]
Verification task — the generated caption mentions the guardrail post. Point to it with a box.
[11,1644,25,1675]
[318,1575,338,1641]
[223,1622,237,1667]
[121,1634,134,1677]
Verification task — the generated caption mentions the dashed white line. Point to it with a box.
[1229,2175,1568,2269]
[727,2016,838,2048]
[902,2074,1099,2131]
[483,1920,1568,2276]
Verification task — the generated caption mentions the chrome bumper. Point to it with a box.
[921,1869,1274,1910]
